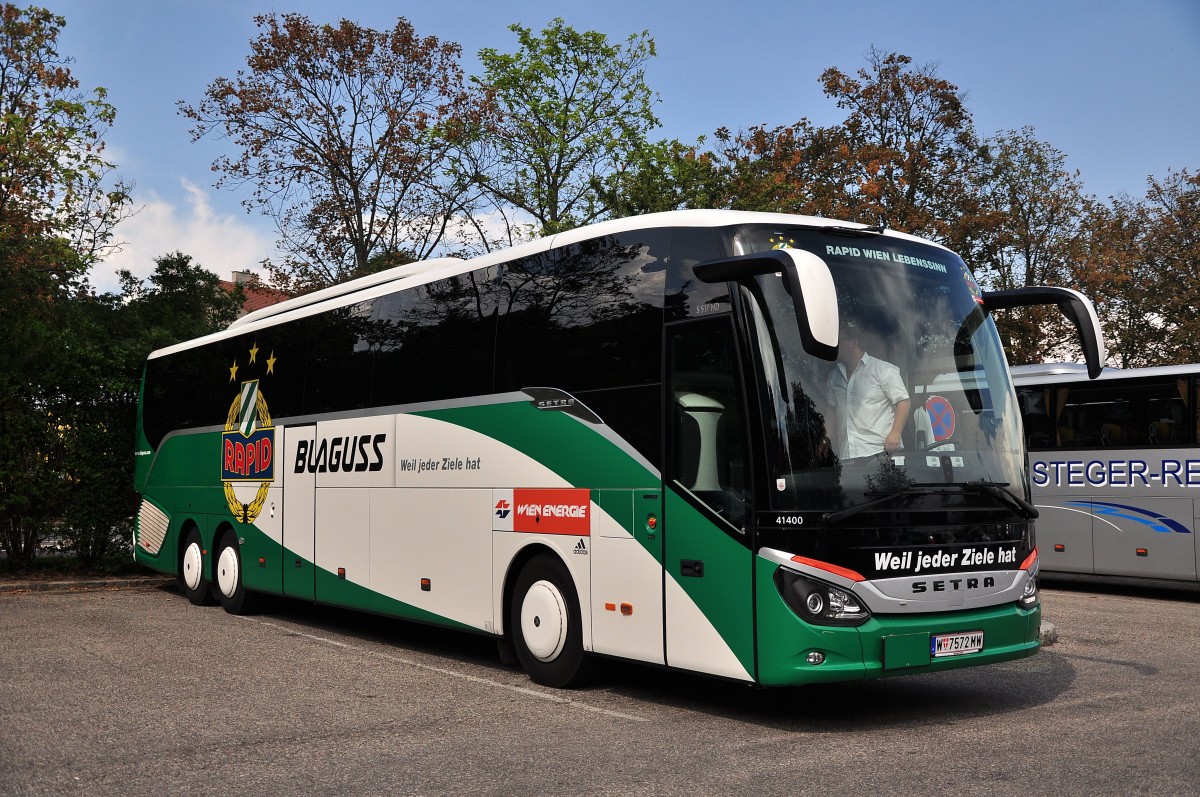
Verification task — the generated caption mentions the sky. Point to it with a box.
[40,0,1200,294]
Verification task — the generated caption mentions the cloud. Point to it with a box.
[89,179,277,294]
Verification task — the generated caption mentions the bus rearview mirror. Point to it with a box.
[693,249,839,361]
[982,286,1107,378]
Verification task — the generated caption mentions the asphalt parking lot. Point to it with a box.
[1,579,1196,796]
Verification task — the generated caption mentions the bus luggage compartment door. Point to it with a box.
[589,490,665,665]
[282,424,316,600]
[1090,496,1197,581]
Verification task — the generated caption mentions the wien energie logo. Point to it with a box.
[492,488,590,536]
[221,343,277,524]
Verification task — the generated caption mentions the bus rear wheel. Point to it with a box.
[510,554,592,688]
[178,527,214,606]
[214,529,255,615]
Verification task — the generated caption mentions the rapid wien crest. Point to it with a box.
[221,343,277,524]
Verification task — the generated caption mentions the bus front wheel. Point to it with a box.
[213,529,255,615]
[178,527,214,606]
[510,554,592,688]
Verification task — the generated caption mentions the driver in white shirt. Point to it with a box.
[827,324,911,460]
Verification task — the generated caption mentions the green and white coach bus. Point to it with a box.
[133,209,1104,687]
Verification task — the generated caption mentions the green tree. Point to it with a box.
[706,120,846,216]
[1069,196,1157,368]
[180,13,484,293]
[817,48,979,237]
[639,50,980,233]
[1140,169,1200,364]
[55,253,243,567]
[0,3,129,280]
[960,127,1088,366]
[472,19,660,236]
[0,3,129,564]
[599,137,727,217]
[0,240,79,563]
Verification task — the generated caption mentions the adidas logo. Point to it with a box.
[573,539,588,556]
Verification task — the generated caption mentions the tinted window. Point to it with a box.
[370,272,498,407]
[667,316,749,527]
[303,304,373,415]
[665,226,727,321]
[1022,376,1195,449]
[495,230,666,393]
[144,232,667,456]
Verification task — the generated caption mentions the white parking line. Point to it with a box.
[248,617,648,723]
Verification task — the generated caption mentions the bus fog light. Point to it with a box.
[806,651,825,665]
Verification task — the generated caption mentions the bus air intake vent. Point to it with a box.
[137,501,169,555]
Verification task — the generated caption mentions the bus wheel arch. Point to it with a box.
[507,548,593,688]
[178,522,215,606]
[213,524,256,615]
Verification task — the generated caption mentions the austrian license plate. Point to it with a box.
[931,630,984,657]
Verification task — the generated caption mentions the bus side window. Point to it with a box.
[667,317,749,527]
[1017,388,1052,448]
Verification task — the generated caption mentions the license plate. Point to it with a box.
[932,630,984,657]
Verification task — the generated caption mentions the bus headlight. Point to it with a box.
[1018,574,1039,608]
[775,567,871,626]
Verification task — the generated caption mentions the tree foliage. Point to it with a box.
[471,18,660,236]
[1140,169,1200,363]
[0,3,129,283]
[179,13,485,293]
[6,9,1200,570]
[1072,170,1200,368]
[962,127,1088,365]
[0,2,131,565]
[599,137,727,217]
[1,245,240,566]
[817,48,978,237]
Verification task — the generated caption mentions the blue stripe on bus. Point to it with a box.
[1065,501,1193,534]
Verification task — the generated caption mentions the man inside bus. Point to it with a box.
[826,322,911,460]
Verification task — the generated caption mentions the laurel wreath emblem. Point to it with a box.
[223,388,273,524]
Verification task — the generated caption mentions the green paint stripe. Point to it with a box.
[417,401,656,489]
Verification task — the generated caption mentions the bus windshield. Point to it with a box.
[730,226,1027,517]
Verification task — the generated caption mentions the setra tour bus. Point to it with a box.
[133,209,1105,687]
[1013,362,1200,589]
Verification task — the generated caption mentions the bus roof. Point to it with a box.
[227,257,464,330]
[1010,361,1200,385]
[149,209,946,361]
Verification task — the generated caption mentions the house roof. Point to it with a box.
[218,279,290,316]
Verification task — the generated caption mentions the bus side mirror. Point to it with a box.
[982,286,1107,379]
[693,249,839,361]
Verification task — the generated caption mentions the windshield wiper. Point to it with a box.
[963,482,1039,519]
[822,487,945,524]
[821,223,886,238]
[822,481,1038,524]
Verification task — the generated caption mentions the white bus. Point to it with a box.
[1013,362,1200,589]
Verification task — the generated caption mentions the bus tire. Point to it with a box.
[510,554,592,688]
[178,527,214,606]
[213,528,255,615]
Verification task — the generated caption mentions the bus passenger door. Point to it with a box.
[282,424,316,600]
[662,317,756,682]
